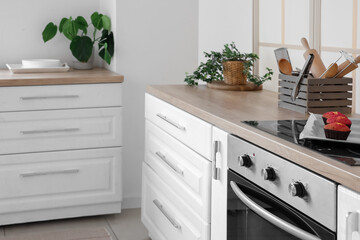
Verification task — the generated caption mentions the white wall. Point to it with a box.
[115,0,199,208]
[198,0,253,63]
[0,0,100,67]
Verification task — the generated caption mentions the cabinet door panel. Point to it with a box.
[338,185,360,240]
[211,127,228,240]
[0,107,122,154]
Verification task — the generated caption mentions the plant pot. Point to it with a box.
[71,48,95,70]
[222,61,247,85]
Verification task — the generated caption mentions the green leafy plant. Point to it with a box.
[42,11,114,65]
[185,42,273,86]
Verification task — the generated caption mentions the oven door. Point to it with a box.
[227,170,335,240]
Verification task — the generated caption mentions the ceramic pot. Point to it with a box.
[71,48,95,70]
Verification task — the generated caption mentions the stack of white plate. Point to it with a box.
[6,59,70,74]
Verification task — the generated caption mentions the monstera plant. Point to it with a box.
[42,11,114,65]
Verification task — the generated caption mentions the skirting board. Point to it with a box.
[122,197,141,209]
[0,202,122,226]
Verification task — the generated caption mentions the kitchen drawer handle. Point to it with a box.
[230,181,321,240]
[20,95,80,100]
[153,199,182,230]
[346,211,360,240]
[20,169,80,177]
[20,128,80,135]
[155,151,184,176]
[156,113,186,131]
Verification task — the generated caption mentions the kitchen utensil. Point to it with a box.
[320,51,343,78]
[321,63,338,78]
[335,55,360,78]
[278,59,292,75]
[301,37,326,78]
[291,54,314,101]
[274,48,292,73]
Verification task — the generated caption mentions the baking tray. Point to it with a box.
[299,113,360,144]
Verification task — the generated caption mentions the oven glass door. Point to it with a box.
[227,170,335,240]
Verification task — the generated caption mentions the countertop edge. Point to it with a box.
[0,68,124,87]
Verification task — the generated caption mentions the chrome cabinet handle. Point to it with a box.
[153,199,181,230]
[20,128,80,135]
[212,141,221,180]
[346,211,360,240]
[20,169,80,177]
[156,113,186,131]
[230,181,321,240]
[20,95,80,100]
[155,151,184,176]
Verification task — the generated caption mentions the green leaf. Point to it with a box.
[62,19,78,40]
[59,18,68,33]
[75,16,88,35]
[91,11,103,30]
[70,36,93,62]
[98,30,114,64]
[42,22,57,42]
[101,15,111,30]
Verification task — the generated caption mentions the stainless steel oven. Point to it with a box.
[227,134,337,240]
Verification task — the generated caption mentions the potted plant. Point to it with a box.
[42,11,114,69]
[185,42,273,87]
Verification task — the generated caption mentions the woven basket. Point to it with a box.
[222,61,247,85]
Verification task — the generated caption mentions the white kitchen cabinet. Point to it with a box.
[143,94,217,240]
[211,127,228,240]
[338,185,360,240]
[0,82,123,225]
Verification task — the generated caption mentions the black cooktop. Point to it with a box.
[242,120,360,166]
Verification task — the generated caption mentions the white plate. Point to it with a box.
[299,113,360,144]
[22,59,61,68]
[6,63,70,74]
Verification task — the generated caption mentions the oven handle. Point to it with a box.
[230,181,321,240]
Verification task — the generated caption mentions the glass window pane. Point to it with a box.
[284,0,310,45]
[259,0,282,43]
[321,51,343,70]
[259,46,279,91]
[321,0,353,48]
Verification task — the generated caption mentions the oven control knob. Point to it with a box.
[288,182,307,198]
[239,154,252,168]
[262,167,276,181]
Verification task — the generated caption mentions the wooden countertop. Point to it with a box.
[147,84,360,192]
[0,68,124,86]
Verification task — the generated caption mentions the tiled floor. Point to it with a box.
[0,208,150,240]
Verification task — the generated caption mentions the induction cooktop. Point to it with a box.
[242,120,360,166]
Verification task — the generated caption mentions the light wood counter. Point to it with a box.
[147,84,360,192]
[0,68,124,86]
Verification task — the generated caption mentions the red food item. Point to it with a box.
[324,122,351,140]
[326,116,352,128]
[322,111,346,124]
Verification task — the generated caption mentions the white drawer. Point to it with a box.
[0,107,122,154]
[0,148,122,214]
[145,120,211,222]
[145,94,212,159]
[141,163,210,240]
[0,83,122,112]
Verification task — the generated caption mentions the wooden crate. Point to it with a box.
[278,73,353,114]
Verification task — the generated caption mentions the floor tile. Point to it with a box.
[3,215,115,239]
[105,208,150,240]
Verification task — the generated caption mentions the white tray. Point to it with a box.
[299,113,360,144]
[6,63,70,74]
